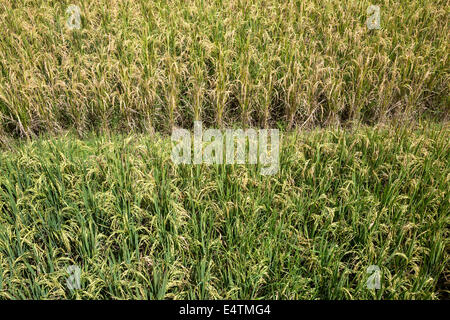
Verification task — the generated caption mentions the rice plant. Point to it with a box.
[0,0,448,138]
[0,124,448,299]
[0,0,448,300]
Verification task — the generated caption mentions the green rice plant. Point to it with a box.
[0,123,448,299]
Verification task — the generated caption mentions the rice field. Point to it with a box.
[0,0,448,140]
[0,124,448,299]
[0,0,448,300]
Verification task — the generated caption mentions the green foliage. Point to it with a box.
[0,124,448,299]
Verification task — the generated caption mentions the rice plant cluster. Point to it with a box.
[0,124,448,299]
[0,0,448,139]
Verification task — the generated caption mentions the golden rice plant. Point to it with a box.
[0,0,447,138]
